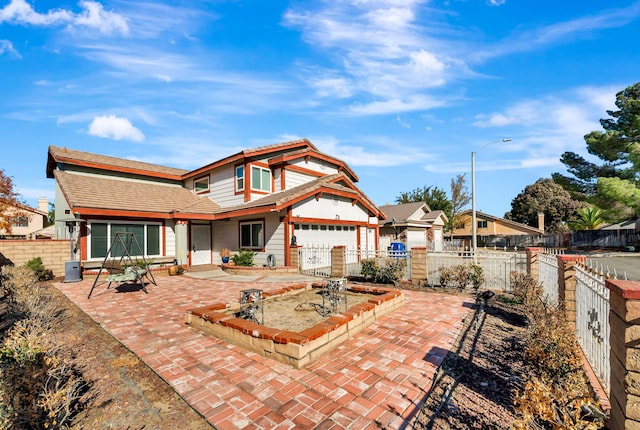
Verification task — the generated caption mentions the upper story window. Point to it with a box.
[235,166,244,192]
[251,166,271,192]
[194,176,209,194]
[11,216,29,227]
[477,220,488,229]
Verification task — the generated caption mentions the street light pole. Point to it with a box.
[471,138,511,264]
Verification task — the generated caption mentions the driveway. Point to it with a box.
[55,273,472,429]
[583,253,640,281]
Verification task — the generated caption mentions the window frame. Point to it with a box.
[477,220,488,229]
[235,165,244,193]
[87,220,163,260]
[11,216,29,227]
[250,165,271,193]
[193,175,210,194]
[239,219,265,250]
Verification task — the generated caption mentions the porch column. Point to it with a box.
[410,247,428,285]
[175,220,189,266]
[607,279,640,430]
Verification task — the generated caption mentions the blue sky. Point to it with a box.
[2,0,639,218]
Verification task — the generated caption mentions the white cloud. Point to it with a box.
[0,0,128,35]
[88,115,144,142]
[283,1,466,115]
[0,39,20,58]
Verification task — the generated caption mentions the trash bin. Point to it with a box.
[389,242,407,258]
[64,261,82,283]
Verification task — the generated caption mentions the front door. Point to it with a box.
[191,224,211,265]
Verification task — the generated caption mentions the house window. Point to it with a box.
[11,216,29,227]
[194,176,209,194]
[240,221,264,249]
[235,166,244,191]
[477,220,488,229]
[251,166,271,192]
[89,222,161,259]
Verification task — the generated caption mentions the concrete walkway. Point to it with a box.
[55,273,473,429]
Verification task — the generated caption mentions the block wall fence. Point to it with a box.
[526,247,640,430]
[0,239,70,277]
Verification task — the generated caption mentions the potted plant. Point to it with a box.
[220,248,232,264]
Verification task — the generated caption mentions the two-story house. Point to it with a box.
[0,198,49,239]
[46,139,384,268]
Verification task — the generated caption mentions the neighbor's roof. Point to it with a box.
[47,146,188,180]
[55,170,220,219]
[378,202,428,225]
[459,209,543,234]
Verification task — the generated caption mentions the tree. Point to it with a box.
[394,176,469,235]
[48,202,55,226]
[568,206,606,231]
[447,174,471,235]
[0,169,26,235]
[506,178,584,233]
[395,185,452,214]
[553,82,640,220]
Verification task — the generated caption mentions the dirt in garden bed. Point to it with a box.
[249,288,377,332]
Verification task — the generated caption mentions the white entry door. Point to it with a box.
[191,224,211,265]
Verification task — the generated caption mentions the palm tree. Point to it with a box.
[569,206,606,230]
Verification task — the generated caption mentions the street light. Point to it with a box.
[471,139,512,263]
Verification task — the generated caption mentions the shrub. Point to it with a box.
[0,266,86,429]
[510,272,541,306]
[24,257,54,281]
[360,258,405,285]
[231,249,256,267]
[438,264,484,291]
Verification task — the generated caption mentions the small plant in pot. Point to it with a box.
[220,248,232,264]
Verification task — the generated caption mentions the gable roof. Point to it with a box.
[183,138,322,180]
[47,146,188,180]
[378,202,428,225]
[459,209,543,234]
[214,173,383,219]
[55,170,220,219]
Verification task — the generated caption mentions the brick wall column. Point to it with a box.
[557,255,583,325]
[289,245,300,272]
[331,246,346,278]
[410,247,427,284]
[607,279,640,430]
[525,247,542,283]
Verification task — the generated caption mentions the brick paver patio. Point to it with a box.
[55,273,473,429]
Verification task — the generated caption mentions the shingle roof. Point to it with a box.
[55,170,219,217]
[459,209,543,234]
[378,202,427,224]
[214,173,381,218]
[47,146,188,179]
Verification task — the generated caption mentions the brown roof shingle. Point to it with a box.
[55,170,219,217]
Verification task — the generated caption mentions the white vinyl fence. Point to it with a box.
[426,250,527,290]
[299,245,332,277]
[538,251,561,306]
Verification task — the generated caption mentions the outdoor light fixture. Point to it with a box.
[471,139,512,263]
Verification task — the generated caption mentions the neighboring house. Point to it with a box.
[451,209,544,248]
[378,202,448,251]
[46,139,384,268]
[0,197,49,239]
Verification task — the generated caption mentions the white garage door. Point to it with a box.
[293,223,358,249]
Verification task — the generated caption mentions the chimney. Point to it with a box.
[38,197,49,213]
[537,211,545,234]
